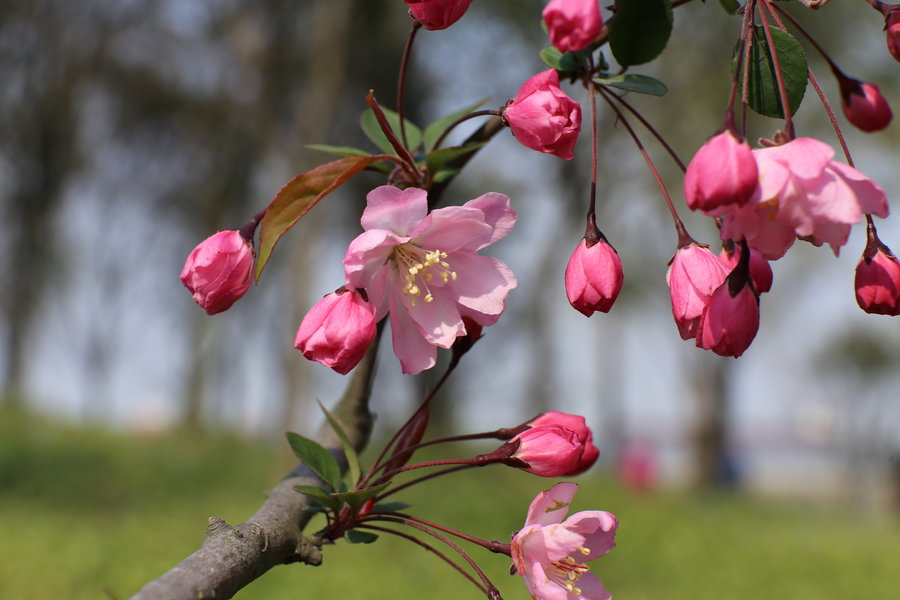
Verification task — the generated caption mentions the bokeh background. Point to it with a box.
[1,1,899,599]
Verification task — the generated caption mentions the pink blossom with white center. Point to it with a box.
[344,186,517,374]
[511,482,617,600]
[719,138,889,258]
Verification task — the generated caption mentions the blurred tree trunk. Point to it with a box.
[689,358,733,488]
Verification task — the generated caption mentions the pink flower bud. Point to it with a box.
[542,0,603,53]
[684,129,758,213]
[886,9,900,63]
[696,277,760,358]
[502,69,582,160]
[840,79,892,133]
[294,288,377,374]
[565,235,623,317]
[511,424,585,477]
[180,230,254,315]
[666,243,728,340]
[719,243,773,294]
[855,245,900,316]
[405,0,473,31]
[529,411,599,475]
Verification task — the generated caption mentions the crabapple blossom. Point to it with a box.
[683,129,758,213]
[696,258,760,358]
[719,138,889,258]
[542,0,603,53]
[509,424,587,477]
[528,411,599,475]
[294,287,377,374]
[855,244,900,316]
[343,186,516,374]
[565,233,623,317]
[502,69,582,159]
[404,0,473,30]
[511,482,617,600]
[180,230,254,315]
[666,243,728,340]
[839,79,892,133]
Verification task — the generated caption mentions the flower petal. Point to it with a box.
[361,186,428,235]
[525,482,578,527]
[446,252,517,323]
[562,510,618,560]
[388,286,438,374]
[574,572,611,600]
[344,229,406,290]
[410,206,491,252]
[463,192,517,249]
[404,286,466,348]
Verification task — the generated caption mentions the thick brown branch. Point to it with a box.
[130,337,379,600]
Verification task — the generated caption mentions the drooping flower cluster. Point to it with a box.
[511,483,617,600]
[295,185,517,375]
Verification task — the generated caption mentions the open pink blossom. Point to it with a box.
[542,0,604,53]
[180,230,254,315]
[344,186,517,374]
[719,138,889,258]
[511,482,617,600]
[405,0,473,30]
[666,243,728,340]
[529,411,599,475]
[294,287,377,374]
[503,69,582,160]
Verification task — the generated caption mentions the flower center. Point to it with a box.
[392,243,457,306]
[547,546,591,596]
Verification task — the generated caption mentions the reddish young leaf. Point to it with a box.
[255,155,384,280]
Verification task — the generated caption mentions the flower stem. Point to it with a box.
[364,512,511,556]
[757,1,795,139]
[605,91,687,172]
[430,110,503,151]
[396,20,422,150]
[365,91,421,183]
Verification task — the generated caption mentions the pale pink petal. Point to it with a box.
[404,286,466,347]
[540,525,585,563]
[462,192,517,249]
[765,137,834,178]
[410,206,492,252]
[360,186,428,235]
[343,229,406,290]
[525,482,577,527]
[388,287,438,374]
[562,511,618,559]
[750,149,791,205]
[828,161,889,218]
[575,572,612,600]
[446,252,517,320]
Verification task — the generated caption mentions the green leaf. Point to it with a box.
[306,144,374,157]
[318,400,360,488]
[422,99,488,151]
[539,47,585,75]
[346,530,379,544]
[286,432,342,490]
[294,485,342,510]
[332,481,392,510]
[371,501,411,513]
[255,155,383,281]
[718,0,740,14]
[739,26,808,119]
[594,74,668,96]
[424,143,485,174]
[539,46,564,70]
[609,0,673,67]
[360,107,422,155]
[432,167,459,183]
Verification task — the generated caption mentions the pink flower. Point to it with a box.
[683,129,758,214]
[511,483,617,600]
[344,186,517,374]
[886,9,900,63]
[696,273,760,358]
[503,69,582,160]
[528,411,599,475]
[666,243,728,340]
[542,0,604,53]
[839,79,892,133]
[405,0,473,30]
[294,287,378,374]
[718,243,773,294]
[565,234,623,316]
[180,230,254,315]
[855,244,900,316]
[720,138,889,258]
[510,425,586,477]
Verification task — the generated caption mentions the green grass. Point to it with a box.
[1,410,898,600]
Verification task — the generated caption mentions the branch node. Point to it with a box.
[293,535,324,566]
[205,517,232,539]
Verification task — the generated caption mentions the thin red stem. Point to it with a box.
[805,67,854,167]
[365,91,421,183]
[605,91,687,172]
[397,21,422,149]
[430,110,502,151]
[362,512,511,556]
